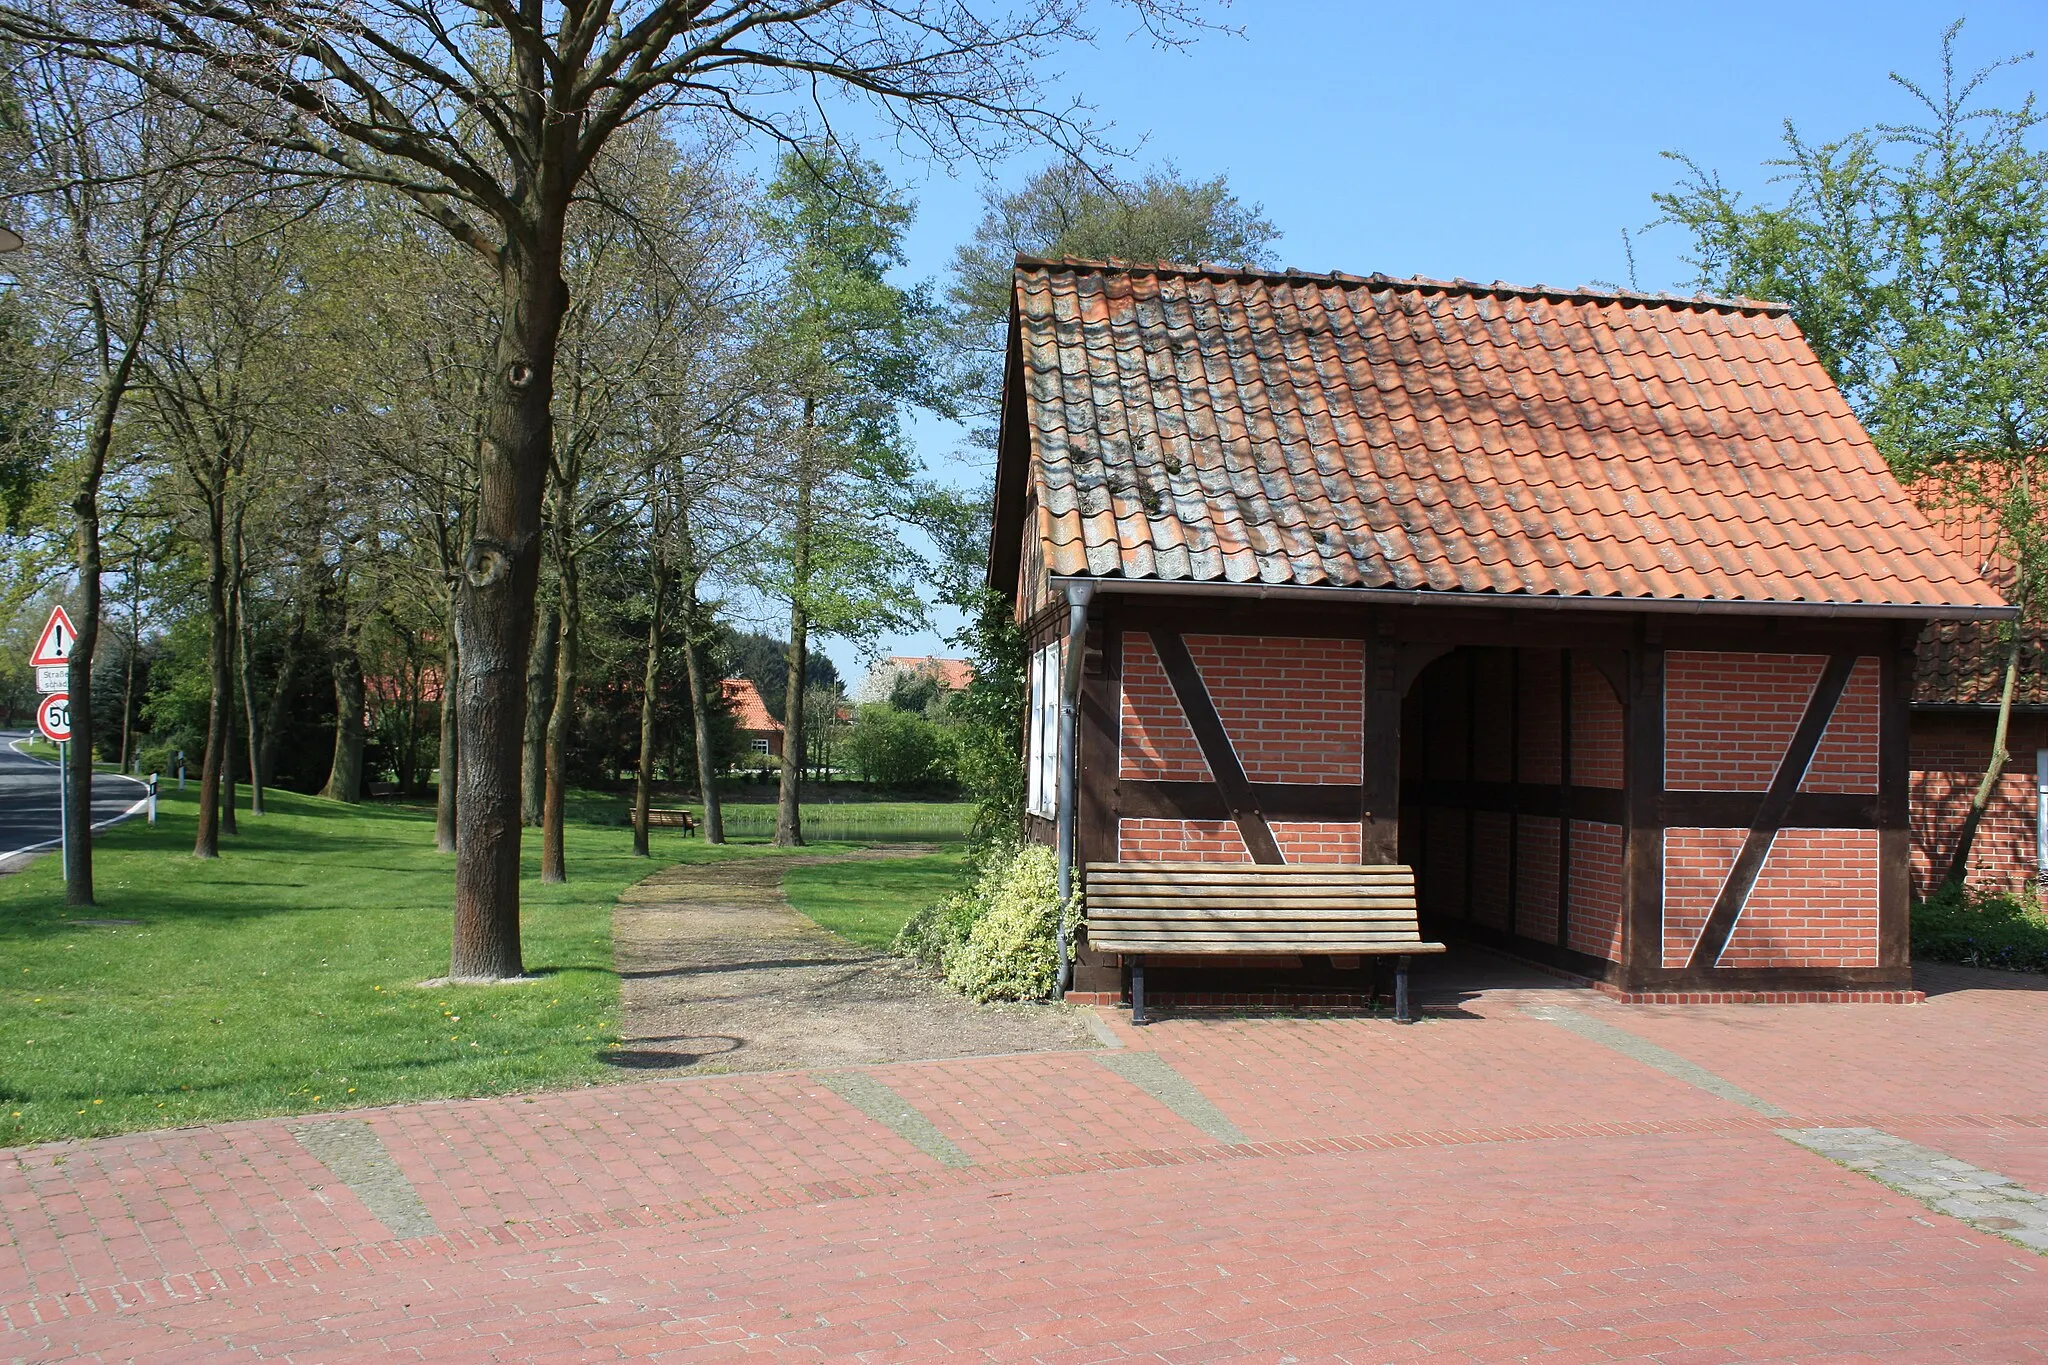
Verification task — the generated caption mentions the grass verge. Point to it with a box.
[0,784,832,1146]
[783,847,969,952]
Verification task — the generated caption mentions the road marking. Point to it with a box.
[1784,1126,2048,1253]
[293,1119,439,1240]
[1523,1004,1791,1117]
[814,1071,974,1169]
[0,735,150,864]
[1094,1051,1247,1143]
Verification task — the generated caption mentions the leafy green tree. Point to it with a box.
[750,145,937,845]
[1658,23,2048,885]
[844,703,949,788]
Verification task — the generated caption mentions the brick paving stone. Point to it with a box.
[9,967,2048,1359]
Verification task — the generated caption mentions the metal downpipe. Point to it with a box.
[1053,580,1094,997]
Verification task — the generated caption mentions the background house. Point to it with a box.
[1911,490,2048,892]
[721,678,783,758]
[852,656,975,704]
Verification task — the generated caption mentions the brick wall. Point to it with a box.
[1911,711,2048,893]
[1566,820,1625,962]
[1573,657,1624,788]
[1515,815,1561,942]
[1664,652,1879,793]
[1664,828,1879,969]
[1116,633,1364,863]
[1120,634,1210,781]
[1186,635,1363,783]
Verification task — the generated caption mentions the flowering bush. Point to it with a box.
[894,841,1079,1001]
[1912,882,2048,973]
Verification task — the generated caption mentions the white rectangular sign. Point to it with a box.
[35,666,66,693]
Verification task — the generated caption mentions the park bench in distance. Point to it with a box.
[1083,863,1442,1025]
[646,808,698,835]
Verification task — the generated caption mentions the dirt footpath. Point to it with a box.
[608,847,1097,1074]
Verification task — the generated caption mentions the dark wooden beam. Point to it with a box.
[1879,631,1913,970]
[1684,652,1859,970]
[1559,648,1573,949]
[1621,630,1666,983]
[1146,630,1284,864]
[1363,625,1402,863]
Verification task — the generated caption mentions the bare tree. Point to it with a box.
[0,0,1204,977]
[4,48,208,896]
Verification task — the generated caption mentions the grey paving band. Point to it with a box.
[1783,1127,2048,1253]
[292,1119,438,1240]
[1523,1005,1791,1118]
[814,1072,973,1169]
[1094,1051,1247,1144]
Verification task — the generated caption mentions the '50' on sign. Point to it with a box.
[36,692,70,744]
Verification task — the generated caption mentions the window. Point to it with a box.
[1026,640,1062,818]
[751,738,771,754]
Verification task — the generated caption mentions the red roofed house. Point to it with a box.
[1909,484,2048,893]
[723,678,783,758]
[990,257,2010,1006]
[856,655,977,702]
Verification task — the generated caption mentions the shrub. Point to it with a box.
[1911,882,2048,973]
[892,841,1078,1001]
[843,704,951,788]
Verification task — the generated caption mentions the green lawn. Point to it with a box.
[0,784,845,1147]
[783,847,969,951]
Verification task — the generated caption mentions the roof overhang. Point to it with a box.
[1050,574,2019,621]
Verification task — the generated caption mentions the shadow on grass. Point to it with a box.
[599,1034,742,1069]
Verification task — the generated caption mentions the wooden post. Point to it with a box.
[1363,624,1401,864]
[1621,624,1667,989]
[1073,615,1123,998]
[1878,629,1914,972]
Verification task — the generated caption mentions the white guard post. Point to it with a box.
[2035,750,2047,885]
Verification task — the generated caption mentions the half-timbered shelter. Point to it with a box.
[991,257,2012,1004]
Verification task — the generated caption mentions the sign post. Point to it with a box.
[36,691,71,877]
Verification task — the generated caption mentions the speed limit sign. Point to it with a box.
[36,691,70,744]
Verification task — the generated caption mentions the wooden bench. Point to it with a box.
[1084,863,1443,1024]
[646,808,698,835]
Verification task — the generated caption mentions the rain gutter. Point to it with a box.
[1053,578,1093,997]
[1048,575,2017,621]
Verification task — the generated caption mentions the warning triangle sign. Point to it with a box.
[30,605,76,666]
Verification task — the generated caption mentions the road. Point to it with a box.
[0,729,149,862]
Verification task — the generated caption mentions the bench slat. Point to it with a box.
[1092,895,1415,910]
[1092,873,1413,888]
[1097,912,1417,925]
[1093,938,1447,955]
[1089,862,1409,874]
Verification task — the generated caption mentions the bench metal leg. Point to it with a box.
[1130,956,1147,1026]
[1394,955,1413,1024]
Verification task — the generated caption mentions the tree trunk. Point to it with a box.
[436,617,460,854]
[449,231,568,981]
[775,600,808,847]
[541,547,579,883]
[632,558,668,857]
[233,516,263,817]
[258,595,308,790]
[1944,627,2024,888]
[219,526,239,836]
[774,474,813,847]
[66,475,101,903]
[324,640,366,803]
[193,484,230,859]
[679,574,724,845]
[119,548,141,774]
[522,600,556,827]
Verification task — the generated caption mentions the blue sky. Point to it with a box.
[811,0,2045,681]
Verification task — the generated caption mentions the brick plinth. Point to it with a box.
[1595,986,1925,1005]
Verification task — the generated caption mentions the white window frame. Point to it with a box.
[1026,640,1062,818]
[2035,749,2047,883]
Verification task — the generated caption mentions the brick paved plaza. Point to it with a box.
[8,960,2048,1361]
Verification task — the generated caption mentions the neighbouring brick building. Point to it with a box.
[1909,491,2048,893]
[722,678,783,758]
[991,257,2010,1004]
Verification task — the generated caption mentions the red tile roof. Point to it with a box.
[886,656,975,690]
[997,258,2009,616]
[1907,480,2047,706]
[721,678,781,732]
